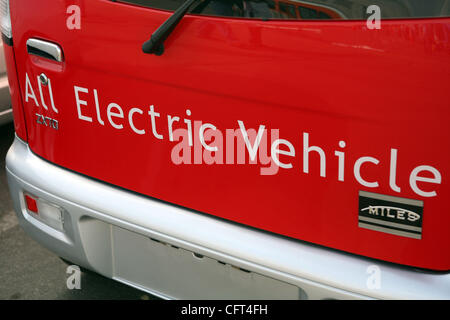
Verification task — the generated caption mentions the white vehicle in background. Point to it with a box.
[0,42,11,126]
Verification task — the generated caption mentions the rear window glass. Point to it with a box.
[117,0,450,20]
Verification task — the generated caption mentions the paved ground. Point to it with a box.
[0,123,156,299]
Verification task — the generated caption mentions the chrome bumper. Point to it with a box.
[6,137,450,299]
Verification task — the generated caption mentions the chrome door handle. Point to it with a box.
[26,38,63,62]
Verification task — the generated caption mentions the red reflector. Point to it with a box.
[25,195,38,214]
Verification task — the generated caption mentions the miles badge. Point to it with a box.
[358,191,423,239]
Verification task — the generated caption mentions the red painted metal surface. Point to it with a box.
[9,0,450,270]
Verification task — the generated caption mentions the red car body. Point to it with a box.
[3,0,450,299]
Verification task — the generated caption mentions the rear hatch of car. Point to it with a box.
[9,0,450,270]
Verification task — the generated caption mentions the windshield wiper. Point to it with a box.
[142,0,199,55]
